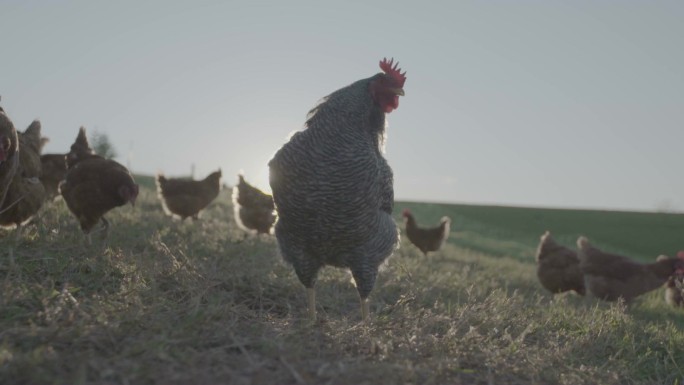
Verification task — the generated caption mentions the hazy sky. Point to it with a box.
[2,0,683,212]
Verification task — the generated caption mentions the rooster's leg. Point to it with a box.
[351,267,377,322]
[14,223,22,242]
[85,232,92,246]
[307,287,316,321]
[359,296,369,322]
[292,258,321,321]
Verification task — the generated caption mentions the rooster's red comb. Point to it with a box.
[380,57,406,87]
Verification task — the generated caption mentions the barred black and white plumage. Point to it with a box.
[268,58,406,320]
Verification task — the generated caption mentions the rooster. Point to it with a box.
[60,128,138,244]
[232,174,275,235]
[402,208,451,256]
[0,119,46,263]
[535,231,585,295]
[269,58,406,321]
[577,237,684,303]
[156,169,222,221]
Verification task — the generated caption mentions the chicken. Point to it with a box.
[664,273,684,308]
[156,169,222,221]
[661,253,684,307]
[577,237,684,303]
[40,153,68,200]
[268,58,406,321]
[402,208,451,256]
[0,105,19,209]
[65,127,95,169]
[232,174,275,234]
[535,231,585,295]
[60,127,138,244]
[0,119,46,262]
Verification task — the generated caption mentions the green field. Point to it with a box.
[401,200,684,262]
[1,183,683,385]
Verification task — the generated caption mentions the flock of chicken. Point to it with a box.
[536,232,684,308]
[0,121,139,259]
[2,57,684,322]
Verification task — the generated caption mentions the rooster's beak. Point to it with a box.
[390,88,405,96]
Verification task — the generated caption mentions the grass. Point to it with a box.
[1,185,683,384]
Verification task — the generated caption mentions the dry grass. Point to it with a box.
[1,187,683,385]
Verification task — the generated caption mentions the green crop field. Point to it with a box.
[401,200,684,262]
[1,183,683,385]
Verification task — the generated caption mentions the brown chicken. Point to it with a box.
[402,208,451,256]
[0,119,46,262]
[661,253,684,307]
[156,169,222,221]
[65,127,95,169]
[60,128,138,244]
[232,174,275,234]
[665,275,684,307]
[40,153,68,200]
[535,231,585,295]
[0,104,19,209]
[577,237,684,303]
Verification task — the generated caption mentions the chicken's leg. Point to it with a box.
[307,287,316,321]
[360,296,369,322]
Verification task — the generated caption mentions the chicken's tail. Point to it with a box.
[22,120,43,153]
[538,231,557,250]
[155,173,174,215]
[231,183,241,208]
[155,173,167,192]
[199,169,223,193]
[207,168,222,181]
[535,231,556,262]
[576,236,590,251]
[441,216,451,240]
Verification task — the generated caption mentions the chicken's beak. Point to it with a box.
[390,88,405,96]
